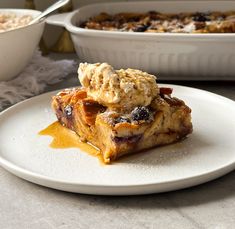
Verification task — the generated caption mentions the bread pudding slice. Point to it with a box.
[52,63,192,163]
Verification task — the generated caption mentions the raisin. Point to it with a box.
[112,134,142,144]
[148,11,160,20]
[148,11,158,15]
[194,21,206,30]
[160,87,173,95]
[193,12,211,22]
[115,116,131,124]
[64,105,72,117]
[133,24,149,32]
[131,106,150,121]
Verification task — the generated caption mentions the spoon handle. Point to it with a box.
[29,0,70,25]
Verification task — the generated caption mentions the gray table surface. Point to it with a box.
[0,72,235,229]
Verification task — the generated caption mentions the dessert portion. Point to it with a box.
[52,63,192,163]
[80,11,235,33]
[0,13,32,33]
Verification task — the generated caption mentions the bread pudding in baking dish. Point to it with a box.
[52,63,192,163]
[80,10,235,33]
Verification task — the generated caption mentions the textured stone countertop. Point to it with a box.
[0,73,235,229]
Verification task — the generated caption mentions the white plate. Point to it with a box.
[0,85,235,195]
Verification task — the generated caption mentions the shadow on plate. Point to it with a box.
[115,132,212,166]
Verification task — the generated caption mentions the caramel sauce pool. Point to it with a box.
[39,121,104,163]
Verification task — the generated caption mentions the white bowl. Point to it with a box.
[47,1,235,80]
[0,9,45,81]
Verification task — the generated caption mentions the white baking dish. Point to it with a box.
[47,1,235,80]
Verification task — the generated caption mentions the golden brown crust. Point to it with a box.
[80,10,235,33]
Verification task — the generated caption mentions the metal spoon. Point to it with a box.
[29,0,70,25]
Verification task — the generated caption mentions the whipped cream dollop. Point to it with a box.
[78,63,159,109]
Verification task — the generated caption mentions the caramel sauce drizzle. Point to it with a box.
[38,121,104,163]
